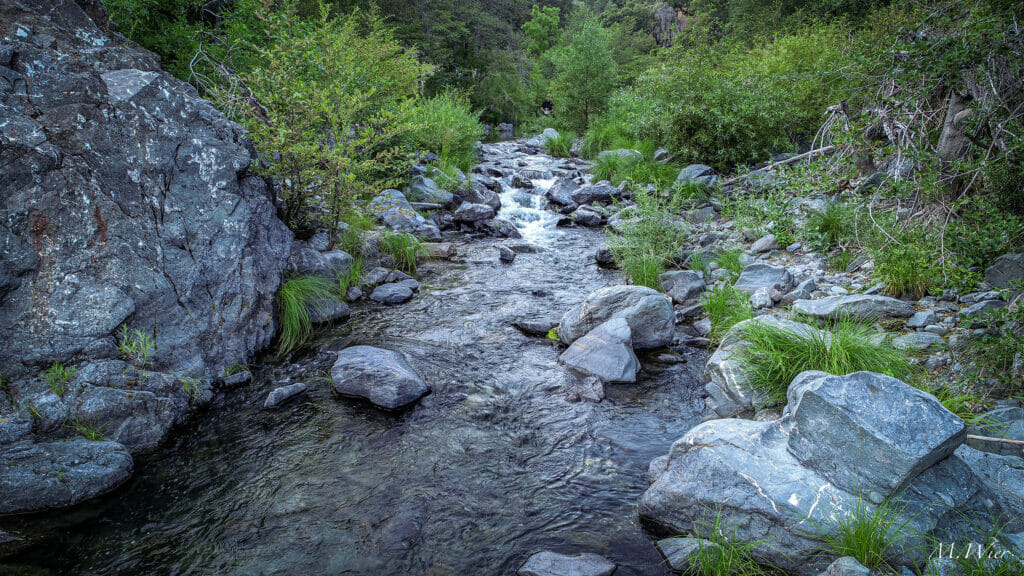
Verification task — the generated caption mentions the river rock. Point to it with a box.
[517,551,616,576]
[459,183,502,211]
[0,440,133,514]
[288,245,354,279]
[959,299,1006,319]
[264,382,307,409]
[750,234,779,254]
[498,245,516,263]
[487,218,522,239]
[454,202,496,223]
[559,285,674,349]
[659,270,706,303]
[967,407,1024,457]
[370,283,414,305]
[512,317,560,336]
[368,189,442,240]
[792,294,915,320]
[985,253,1024,293]
[331,346,429,409]
[546,179,580,207]
[787,371,966,499]
[819,557,871,576]
[424,242,457,259]
[656,538,717,573]
[676,164,718,189]
[892,332,943,351]
[734,264,794,296]
[571,181,620,205]
[75,383,187,451]
[558,318,640,383]
[907,309,938,328]
[405,176,454,205]
[594,245,617,268]
[309,299,351,324]
[572,205,604,227]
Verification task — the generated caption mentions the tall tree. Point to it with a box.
[550,17,618,131]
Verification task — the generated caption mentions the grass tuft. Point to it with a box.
[681,507,772,576]
[379,230,427,274]
[606,189,689,289]
[276,275,340,356]
[702,285,753,344]
[69,417,106,441]
[814,497,913,572]
[714,248,745,283]
[739,316,915,405]
[44,362,76,397]
[804,200,856,252]
[542,131,575,157]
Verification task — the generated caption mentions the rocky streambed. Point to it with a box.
[0,142,710,575]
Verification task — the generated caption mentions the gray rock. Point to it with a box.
[693,318,712,337]
[683,207,719,224]
[405,176,454,205]
[558,318,640,383]
[288,246,354,280]
[572,205,604,227]
[959,299,1006,319]
[955,445,1024,532]
[308,299,351,324]
[263,382,307,409]
[0,440,133,514]
[571,181,620,205]
[222,370,253,387]
[654,148,673,163]
[454,202,496,223]
[985,253,1024,293]
[517,551,616,576]
[781,288,813,305]
[460,183,501,211]
[907,309,939,328]
[792,294,915,321]
[567,376,606,403]
[370,283,414,305]
[656,537,718,573]
[541,128,560,141]
[367,189,441,240]
[676,164,718,189]
[331,346,429,409]
[594,245,617,268]
[734,264,794,296]
[749,289,774,309]
[750,234,779,254]
[75,383,186,451]
[497,123,514,139]
[819,556,871,576]
[854,171,887,194]
[787,371,966,499]
[362,267,392,287]
[660,270,706,304]
[498,245,516,263]
[487,218,522,239]
[559,285,674,349]
[513,317,560,336]
[892,332,943,351]
[546,179,580,207]
[967,407,1024,457]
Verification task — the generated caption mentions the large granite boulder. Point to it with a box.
[559,285,674,349]
[331,346,429,409]
[793,295,915,321]
[558,317,640,383]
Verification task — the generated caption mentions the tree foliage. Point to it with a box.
[549,16,619,132]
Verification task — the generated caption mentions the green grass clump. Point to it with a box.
[814,497,913,572]
[681,508,771,576]
[118,324,156,383]
[69,417,106,441]
[379,230,427,274]
[702,285,753,344]
[542,131,575,157]
[804,200,857,252]
[276,275,340,356]
[337,257,364,295]
[580,116,632,160]
[740,317,915,405]
[180,377,201,403]
[606,189,689,289]
[714,248,745,283]
[591,142,679,189]
[338,212,375,257]
[44,362,76,397]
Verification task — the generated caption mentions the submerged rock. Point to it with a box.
[264,382,308,409]
[559,285,674,349]
[558,317,640,383]
[517,551,616,576]
[331,346,429,409]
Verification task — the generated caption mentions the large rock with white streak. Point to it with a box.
[331,346,429,409]
[559,285,674,349]
[792,294,915,320]
[558,318,640,383]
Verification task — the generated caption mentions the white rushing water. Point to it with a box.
[495,160,564,246]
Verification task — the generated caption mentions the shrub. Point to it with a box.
[702,285,753,344]
[580,115,632,160]
[379,230,426,274]
[740,317,915,404]
[548,17,619,132]
[814,496,913,571]
[44,362,77,397]
[542,131,575,157]
[606,190,689,289]
[804,200,857,252]
[591,142,678,189]
[956,302,1024,398]
[276,275,340,356]
[871,238,942,299]
[405,92,483,173]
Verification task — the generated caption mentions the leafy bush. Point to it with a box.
[549,17,619,132]
[276,275,340,356]
[606,190,689,289]
[405,92,483,173]
[542,131,575,157]
[379,231,426,274]
[814,496,913,571]
[870,234,942,299]
[956,302,1024,398]
[740,317,915,404]
[702,285,753,344]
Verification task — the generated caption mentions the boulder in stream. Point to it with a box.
[517,551,616,576]
[331,346,429,409]
[559,285,674,349]
[558,317,640,383]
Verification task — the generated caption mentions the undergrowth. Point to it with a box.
[276,275,340,356]
[702,285,753,344]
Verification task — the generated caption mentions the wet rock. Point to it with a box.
[75,384,187,451]
[309,299,351,324]
[512,317,560,336]
[498,245,516,263]
[459,183,501,211]
[656,537,717,573]
[264,382,307,409]
[892,332,943,351]
[660,270,706,304]
[787,371,966,499]
[345,286,363,302]
[985,253,1024,293]
[368,190,442,240]
[819,557,871,576]
[734,264,794,296]
[571,181,620,205]
[750,234,779,254]
[558,318,640,383]
[487,218,522,239]
[517,551,616,576]
[594,246,617,268]
[693,318,713,337]
[571,205,604,227]
[566,376,606,403]
[793,294,915,321]
[454,202,496,223]
[331,346,429,409]
[424,242,457,259]
[676,164,718,189]
[559,285,674,349]
[0,440,133,514]
[222,370,253,388]
[370,283,414,305]
[545,179,580,207]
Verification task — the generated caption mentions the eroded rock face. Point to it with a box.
[0,0,292,513]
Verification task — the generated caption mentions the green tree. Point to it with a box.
[550,17,618,132]
[521,5,562,56]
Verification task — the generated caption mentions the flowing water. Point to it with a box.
[2,141,708,575]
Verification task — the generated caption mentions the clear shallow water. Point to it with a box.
[1,142,708,576]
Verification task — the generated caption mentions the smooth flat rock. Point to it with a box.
[558,318,640,383]
[787,371,966,499]
[517,551,616,576]
[0,440,133,514]
[750,233,779,254]
[907,309,938,328]
[370,283,414,305]
[331,346,429,409]
[659,270,706,303]
[792,294,915,320]
[734,264,794,296]
[263,382,307,409]
[559,285,674,349]
[892,332,943,351]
